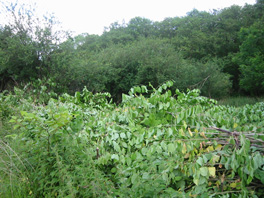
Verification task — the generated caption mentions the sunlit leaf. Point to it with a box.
[200,167,208,177]
[208,167,216,177]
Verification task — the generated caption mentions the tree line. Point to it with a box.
[0,0,263,101]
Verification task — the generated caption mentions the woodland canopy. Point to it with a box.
[0,0,263,100]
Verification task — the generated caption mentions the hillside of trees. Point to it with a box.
[0,0,264,100]
[1,1,264,197]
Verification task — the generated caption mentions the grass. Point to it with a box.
[0,140,31,198]
[218,96,264,107]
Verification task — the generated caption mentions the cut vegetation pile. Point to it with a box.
[0,81,264,197]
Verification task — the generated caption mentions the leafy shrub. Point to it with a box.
[1,82,264,197]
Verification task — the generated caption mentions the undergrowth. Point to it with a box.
[1,81,264,197]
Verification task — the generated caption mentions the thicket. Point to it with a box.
[0,81,264,197]
[0,1,264,99]
[1,1,264,197]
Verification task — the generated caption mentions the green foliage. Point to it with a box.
[1,1,264,98]
[0,2,68,91]
[218,96,264,107]
[0,139,31,197]
[93,38,231,100]
[1,86,115,197]
[0,25,40,85]
[234,19,264,95]
[1,82,264,197]
[1,5,263,196]
[1,2,264,195]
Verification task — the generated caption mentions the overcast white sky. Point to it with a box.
[1,0,257,35]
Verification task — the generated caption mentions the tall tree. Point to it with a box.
[234,19,264,95]
[0,1,67,90]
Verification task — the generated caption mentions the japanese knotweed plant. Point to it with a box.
[3,81,264,197]
[9,98,115,197]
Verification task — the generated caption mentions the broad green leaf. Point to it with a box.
[126,157,132,166]
[113,141,120,152]
[200,167,208,177]
[193,178,199,185]
[111,154,119,160]
[162,173,168,182]
[141,86,148,93]
[197,157,203,166]
[142,172,149,180]
[131,173,138,184]
[182,143,187,154]
[20,111,27,116]
[168,143,175,154]
[208,167,216,177]
[120,132,126,139]
[179,128,185,137]
[122,142,127,148]
[111,133,119,140]
[174,176,182,181]
[136,152,143,161]
[230,182,237,188]
[168,81,173,87]
[183,121,187,129]
[188,127,193,137]
[167,128,173,136]
[13,124,20,130]
[253,153,264,170]
[247,175,253,184]
[134,86,141,93]
[206,146,214,152]
[211,155,220,164]
[215,144,222,151]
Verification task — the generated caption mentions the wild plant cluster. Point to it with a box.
[1,81,263,197]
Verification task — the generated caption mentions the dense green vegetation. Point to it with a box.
[0,1,264,99]
[1,81,264,197]
[218,96,264,107]
[1,1,264,197]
